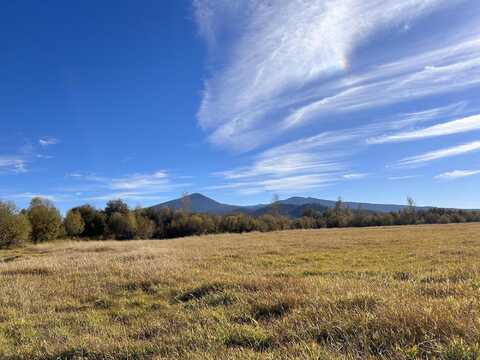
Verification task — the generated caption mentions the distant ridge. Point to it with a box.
[277,197,433,213]
[150,193,434,216]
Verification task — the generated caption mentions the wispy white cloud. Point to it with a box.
[35,154,54,160]
[66,170,192,202]
[0,156,28,173]
[211,101,478,194]
[207,173,336,195]
[260,131,360,159]
[435,169,480,180]
[0,171,182,205]
[382,102,467,128]
[195,1,480,196]
[282,38,480,129]
[393,141,480,167]
[209,132,348,194]
[39,137,59,147]
[218,153,345,181]
[0,192,80,204]
[4,192,58,201]
[210,126,375,194]
[109,171,169,191]
[0,137,58,174]
[67,171,171,190]
[194,0,475,150]
[214,127,363,182]
[388,175,421,180]
[368,113,480,144]
[83,192,169,202]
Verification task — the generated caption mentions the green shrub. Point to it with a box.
[73,205,106,239]
[27,198,62,243]
[0,202,31,248]
[64,210,85,238]
[135,213,155,239]
[108,212,137,240]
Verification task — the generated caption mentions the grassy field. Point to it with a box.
[1,224,480,359]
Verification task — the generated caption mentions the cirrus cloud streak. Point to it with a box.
[368,114,480,144]
[435,170,480,180]
[194,0,475,151]
[393,141,480,167]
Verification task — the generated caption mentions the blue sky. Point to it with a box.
[1,0,480,212]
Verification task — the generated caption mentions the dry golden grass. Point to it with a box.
[1,224,480,359]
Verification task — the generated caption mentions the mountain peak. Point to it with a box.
[151,193,239,215]
[187,193,215,201]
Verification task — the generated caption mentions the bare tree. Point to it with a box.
[406,196,416,210]
[406,196,417,224]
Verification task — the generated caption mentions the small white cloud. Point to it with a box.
[36,154,54,159]
[435,170,480,180]
[343,173,369,180]
[39,137,59,147]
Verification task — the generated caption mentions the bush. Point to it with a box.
[108,212,137,240]
[64,210,85,238]
[439,215,451,224]
[27,198,62,243]
[0,202,31,248]
[73,205,106,239]
[135,212,155,239]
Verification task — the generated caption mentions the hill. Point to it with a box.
[277,196,433,213]
[151,193,431,216]
[150,193,243,215]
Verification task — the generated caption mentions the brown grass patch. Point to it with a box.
[0,224,479,359]
[1,267,52,276]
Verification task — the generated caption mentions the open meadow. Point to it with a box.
[1,223,480,359]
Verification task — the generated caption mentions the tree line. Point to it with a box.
[1,197,479,248]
